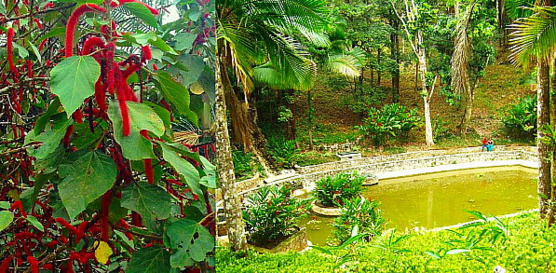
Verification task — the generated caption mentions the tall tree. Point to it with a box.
[216,0,328,251]
[390,0,438,145]
[508,4,555,219]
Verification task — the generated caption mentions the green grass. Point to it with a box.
[217,212,556,272]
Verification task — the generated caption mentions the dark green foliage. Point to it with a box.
[314,172,364,207]
[356,103,421,146]
[242,185,311,248]
[347,85,387,115]
[232,150,256,180]
[333,197,385,243]
[501,95,536,139]
[267,137,300,169]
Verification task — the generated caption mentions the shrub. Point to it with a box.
[501,95,536,139]
[332,197,386,243]
[356,103,421,146]
[242,185,311,248]
[267,137,300,169]
[314,172,365,207]
[232,150,257,180]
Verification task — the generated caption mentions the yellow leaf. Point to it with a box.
[95,241,113,265]
[190,82,204,95]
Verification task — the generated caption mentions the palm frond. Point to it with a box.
[508,6,556,67]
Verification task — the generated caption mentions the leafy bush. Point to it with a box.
[356,103,421,146]
[332,197,386,243]
[242,185,311,248]
[347,85,387,115]
[267,137,300,169]
[314,172,365,207]
[232,150,257,180]
[501,95,537,139]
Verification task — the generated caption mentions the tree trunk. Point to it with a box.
[377,48,382,86]
[538,59,551,218]
[215,46,247,251]
[417,50,435,146]
[390,18,400,102]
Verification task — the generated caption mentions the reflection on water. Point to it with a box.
[299,166,537,246]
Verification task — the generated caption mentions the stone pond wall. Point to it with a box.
[216,146,538,202]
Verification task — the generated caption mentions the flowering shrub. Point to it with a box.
[243,185,311,248]
[333,197,386,243]
[356,103,421,146]
[314,172,365,207]
[501,95,536,139]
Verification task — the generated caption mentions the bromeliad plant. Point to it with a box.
[332,196,386,243]
[242,185,311,248]
[314,172,365,207]
[0,0,216,271]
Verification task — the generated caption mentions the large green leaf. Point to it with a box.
[176,54,204,87]
[58,150,117,220]
[167,219,214,266]
[127,101,165,137]
[160,143,202,198]
[0,211,14,232]
[174,32,197,51]
[153,71,198,126]
[50,56,100,117]
[124,2,158,29]
[26,114,71,159]
[121,182,172,220]
[127,246,171,273]
[199,156,216,188]
[107,101,155,160]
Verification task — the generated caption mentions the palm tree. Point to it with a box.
[215,0,328,251]
[508,5,556,221]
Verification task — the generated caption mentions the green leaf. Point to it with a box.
[124,2,158,29]
[108,101,156,160]
[0,211,14,232]
[0,201,9,209]
[121,182,172,220]
[127,246,171,273]
[33,97,61,135]
[13,42,29,58]
[160,143,202,198]
[174,32,196,51]
[127,101,165,136]
[167,219,214,266]
[149,36,178,55]
[50,56,101,117]
[154,71,198,126]
[38,27,65,41]
[199,156,216,188]
[175,54,204,87]
[144,101,172,138]
[26,215,45,232]
[27,39,42,64]
[26,114,71,159]
[58,150,117,220]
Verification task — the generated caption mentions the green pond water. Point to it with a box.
[299,166,537,246]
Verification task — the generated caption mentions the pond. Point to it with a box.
[299,165,537,246]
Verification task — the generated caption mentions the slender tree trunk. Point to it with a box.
[538,59,551,218]
[416,43,435,146]
[414,61,419,93]
[390,18,400,102]
[307,89,314,150]
[215,46,247,251]
[377,48,382,86]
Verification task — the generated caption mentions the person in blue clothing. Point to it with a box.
[486,138,494,151]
